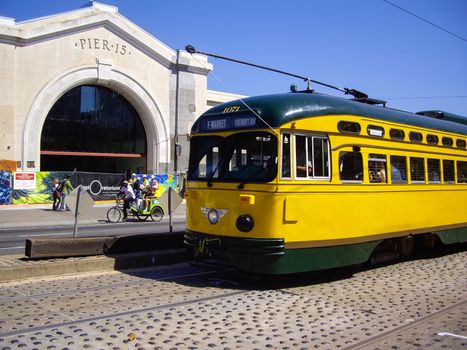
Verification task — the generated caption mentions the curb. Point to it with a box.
[0,249,189,282]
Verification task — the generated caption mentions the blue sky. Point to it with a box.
[1,0,466,116]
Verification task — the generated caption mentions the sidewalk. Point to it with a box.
[0,202,186,230]
[0,202,188,282]
[0,203,111,229]
[0,248,189,282]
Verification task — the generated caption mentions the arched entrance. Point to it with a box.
[40,85,147,174]
[23,65,170,174]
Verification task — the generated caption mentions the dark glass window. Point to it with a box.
[368,154,387,183]
[187,132,277,183]
[390,156,407,183]
[338,121,361,134]
[313,137,330,177]
[426,134,439,145]
[367,125,385,137]
[442,137,453,147]
[390,129,405,140]
[410,157,425,183]
[409,132,423,143]
[41,85,146,154]
[457,161,467,183]
[281,133,291,178]
[443,160,455,182]
[427,159,441,183]
[339,151,363,182]
[295,135,309,178]
[456,139,466,149]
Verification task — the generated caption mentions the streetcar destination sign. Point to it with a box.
[202,115,257,131]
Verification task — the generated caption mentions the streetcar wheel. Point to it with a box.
[107,207,122,223]
[399,236,414,259]
[150,206,164,222]
[135,213,149,221]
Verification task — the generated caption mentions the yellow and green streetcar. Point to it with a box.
[184,91,467,274]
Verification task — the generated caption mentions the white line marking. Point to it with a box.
[0,246,23,250]
[437,332,467,340]
[18,232,70,237]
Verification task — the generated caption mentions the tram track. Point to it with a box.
[2,273,465,346]
[1,252,465,348]
[343,299,467,350]
[0,290,249,338]
[0,263,221,303]
[0,262,243,339]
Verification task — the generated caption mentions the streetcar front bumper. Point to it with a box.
[184,230,286,274]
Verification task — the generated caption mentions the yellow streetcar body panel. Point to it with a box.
[185,93,467,273]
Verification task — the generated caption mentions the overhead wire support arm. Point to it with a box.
[185,45,386,106]
[185,45,346,94]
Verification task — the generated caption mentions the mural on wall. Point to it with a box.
[133,173,178,198]
[9,171,178,204]
[0,171,12,205]
[12,171,68,204]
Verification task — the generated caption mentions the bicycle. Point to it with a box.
[106,196,164,223]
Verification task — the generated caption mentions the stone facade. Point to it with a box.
[0,2,241,174]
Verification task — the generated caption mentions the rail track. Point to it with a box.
[0,250,465,349]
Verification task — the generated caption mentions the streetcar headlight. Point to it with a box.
[236,214,254,232]
[208,209,220,224]
[201,207,228,225]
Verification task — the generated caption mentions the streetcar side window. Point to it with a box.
[457,139,466,149]
[313,137,330,177]
[390,129,405,140]
[390,156,407,183]
[368,154,387,183]
[294,134,330,179]
[410,157,425,183]
[409,132,423,143]
[295,135,309,178]
[339,151,363,182]
[443,160,455,183]
[338,121,361,134]
[426,134,439,145]
[457,161,467,183]
[427,159,441,183]
[281,133,291,178]
[442,137,453,147]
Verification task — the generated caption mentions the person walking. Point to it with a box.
[52,178,61,211]
[58,175,74,212]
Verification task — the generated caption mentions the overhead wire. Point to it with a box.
[185,49,281,191]
[186,49,279,136]
[382,0,467,43]
[384,96,467,100]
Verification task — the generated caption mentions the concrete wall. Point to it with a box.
[0,2,244,176]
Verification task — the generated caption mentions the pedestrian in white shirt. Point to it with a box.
[120,181,135,220]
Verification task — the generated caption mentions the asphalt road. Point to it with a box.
[0,203,187,255]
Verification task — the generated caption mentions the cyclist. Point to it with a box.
[120,180,135,220]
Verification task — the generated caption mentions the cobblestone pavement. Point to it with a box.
[0,250,465,350]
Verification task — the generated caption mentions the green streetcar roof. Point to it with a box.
[193,93,467,136]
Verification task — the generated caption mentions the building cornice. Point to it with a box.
[0,1,212,74]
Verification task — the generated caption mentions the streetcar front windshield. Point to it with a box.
[188,132,278,183]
